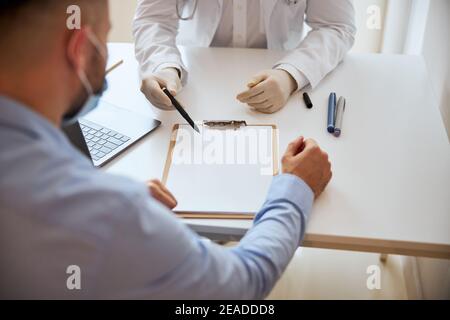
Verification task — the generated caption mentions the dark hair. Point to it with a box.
[0,0,44,13]
[0,0,33,8]
[0,0,105,48]
[0,1,60,38]
[0,0,55,22]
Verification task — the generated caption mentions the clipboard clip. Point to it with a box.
[203,120,247,130]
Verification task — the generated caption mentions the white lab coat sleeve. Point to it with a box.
[275,63,310,92]
[274,0,356,89]
[133,0,188,85]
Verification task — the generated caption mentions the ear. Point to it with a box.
[66,26,92,74]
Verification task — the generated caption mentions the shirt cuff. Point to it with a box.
[274,64,310,92]
[262,174,314,220]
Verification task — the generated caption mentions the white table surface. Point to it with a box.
[102,43,450,259]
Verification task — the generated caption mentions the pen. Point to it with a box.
[105,60,124,75]
[163,88,200,133]
[327,92,336,133]
[334,97,346,137]
[303,92,313,109]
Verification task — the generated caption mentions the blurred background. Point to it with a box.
[107,0,449,299]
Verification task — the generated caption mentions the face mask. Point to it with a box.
[63,31,108,126]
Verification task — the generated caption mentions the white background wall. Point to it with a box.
[109,0,136,42]
[413,0,449,300]
[421,0,450,138]
[353,0,387,53]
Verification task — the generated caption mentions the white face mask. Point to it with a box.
[63,30,108,126]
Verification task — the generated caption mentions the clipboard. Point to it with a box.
[162,121,279,219]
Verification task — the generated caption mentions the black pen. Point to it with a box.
[163,88,200,133]
[303,92,313,109]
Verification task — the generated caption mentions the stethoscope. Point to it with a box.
[176,0,299,20]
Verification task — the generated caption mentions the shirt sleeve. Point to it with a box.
[93,174,314,299]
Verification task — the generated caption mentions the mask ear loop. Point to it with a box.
[77,29,106,96]
[86,30,108,61]
[77,68,94,96]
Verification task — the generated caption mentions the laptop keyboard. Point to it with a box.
[80,122,131,162]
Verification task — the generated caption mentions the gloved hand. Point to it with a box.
[236,69,297,114]
[141,67,182,110]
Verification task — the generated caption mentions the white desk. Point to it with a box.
[102,43,450,259]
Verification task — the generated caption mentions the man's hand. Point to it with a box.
[141,68,181,110]
[148,179,178,209]
[236,69,297,114]
[281,136,332,198]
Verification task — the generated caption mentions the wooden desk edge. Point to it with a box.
[185,222,450,259]
[302,234,450,260]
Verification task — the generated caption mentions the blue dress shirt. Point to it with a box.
[0,95,314,299]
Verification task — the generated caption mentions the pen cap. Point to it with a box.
[303,92,313,109]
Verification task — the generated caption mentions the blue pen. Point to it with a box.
[327,92,337,133]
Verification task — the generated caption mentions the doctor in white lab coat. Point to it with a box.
[133,0,356,113]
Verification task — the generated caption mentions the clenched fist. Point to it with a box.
[281,137,332,198]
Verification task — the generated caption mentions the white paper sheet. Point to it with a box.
[165,124,276,215]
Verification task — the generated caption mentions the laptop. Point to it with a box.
[63,99,161,167]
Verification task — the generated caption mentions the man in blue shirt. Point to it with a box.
[0,0,332,299]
